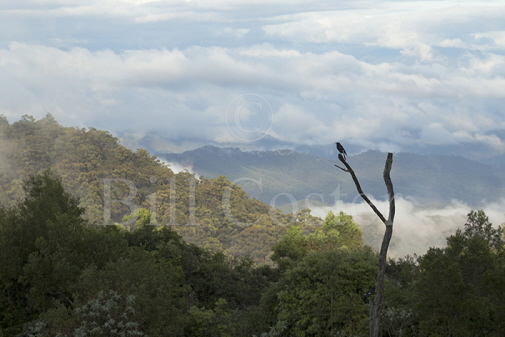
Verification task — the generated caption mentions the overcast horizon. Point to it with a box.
[2,0,505,155]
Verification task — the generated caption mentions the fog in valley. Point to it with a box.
[309,197,505,258]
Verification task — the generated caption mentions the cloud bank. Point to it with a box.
[308,197,505,258]
[1,1,505,153]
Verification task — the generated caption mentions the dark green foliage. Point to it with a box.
[271,211,364,271]
[73,248,188,336]
[274,248,377,336]
[0,170,88,334]
[0,170,277,336]
[413,210,505,336]
[381,210,505,337]
[71,290,144,337]
[263,214,375,336]
[382,256,419,336]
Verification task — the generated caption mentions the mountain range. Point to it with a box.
[158,145,505,208]
[119,128,505,165]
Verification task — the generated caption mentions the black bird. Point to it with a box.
[336,142,347,156]
[363,286,376,298]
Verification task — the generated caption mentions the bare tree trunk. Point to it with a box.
[371,222,393,336]
[335,152,395,337]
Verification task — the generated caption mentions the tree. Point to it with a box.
[72,248,189,336]
[71,290,145,337]
[414,210,505,335]
[382,256,419,336]
[229,214,284,263]
[271,211,364,271]
[274,248,377,336]
[122,207,158,229]
[264,211,374,336]
[0,170,87,333]
[271,226,310,271]
[0,170,131,335]
[335,148,395,336]
[308,211,363,251]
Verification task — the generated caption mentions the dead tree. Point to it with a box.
[335,148,395,337]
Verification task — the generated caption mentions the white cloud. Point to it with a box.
[420,123,458,145]
[438,38,466,49]
[308,196,505,258]
[1,1,505,153]
[269,104,329,143]
[160,159,194,174]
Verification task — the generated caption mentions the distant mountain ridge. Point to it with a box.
[119,129,505,164]
[159,146,505,208]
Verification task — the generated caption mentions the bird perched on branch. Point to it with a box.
[336,142,347,156]
[336,142,347,161]
[363,286,376,298]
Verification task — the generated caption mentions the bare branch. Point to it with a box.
[337,154,387,224]
[334,164,349,172]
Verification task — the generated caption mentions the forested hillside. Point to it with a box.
[0,114,324,263]
[2,115,505,336]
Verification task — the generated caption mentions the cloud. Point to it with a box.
[1,1,505,153]
[270,104,330,143]
[307,196,505,258]
[474,31,505,49]
[262,3,505,51]
[420,123,458,145]
[162,161,194,174]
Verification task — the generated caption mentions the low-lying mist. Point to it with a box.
[308,197,505,258]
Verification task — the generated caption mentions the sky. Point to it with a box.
[1,0,505,153]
